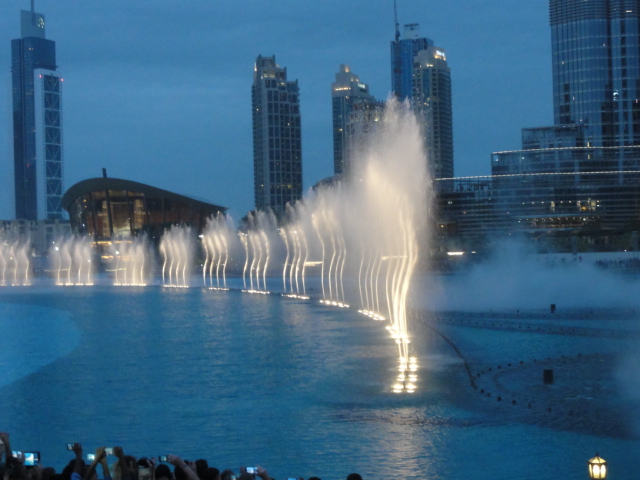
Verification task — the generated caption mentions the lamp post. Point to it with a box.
[588,453,607,479]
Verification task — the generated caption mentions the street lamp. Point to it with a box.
[588,453,607,479]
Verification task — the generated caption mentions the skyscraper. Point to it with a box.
[484,0,640,250]
[391,23,431,102]
[494,0,640,175]
[251,55,302,216]
[413,46,454,179]
[331,64,383,176]
[12,6,64,220]
[391,23,454,179]
[550,0,640,149]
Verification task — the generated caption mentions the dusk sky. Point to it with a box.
[0,1,550,220]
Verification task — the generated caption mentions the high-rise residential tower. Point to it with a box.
[251,55,302,216]
[391,22,454,179]
[413,46,454,179]
[12,5,64,220]
[331,64,383,176]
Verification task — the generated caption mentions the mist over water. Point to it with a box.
[416,240,640,443]
[421,241,640,311]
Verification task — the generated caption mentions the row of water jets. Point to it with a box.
[0,235,95,287]
[0,239,30,286]
[1,100,427,393]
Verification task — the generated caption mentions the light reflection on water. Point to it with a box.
[0,286,638,480]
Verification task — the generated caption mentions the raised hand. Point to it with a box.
[113,446,124,459]
[92,447,106,463]
[73,443,83,458]
[256,466,271,480]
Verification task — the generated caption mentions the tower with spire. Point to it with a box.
[11,0,64,220]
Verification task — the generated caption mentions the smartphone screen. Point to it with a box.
[24,452,40,466]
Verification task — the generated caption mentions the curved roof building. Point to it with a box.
[62,177,227,241]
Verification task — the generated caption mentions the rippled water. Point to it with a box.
[1,284,638,480]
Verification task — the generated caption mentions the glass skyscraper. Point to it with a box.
[479,0,640,252]
[391,23,454,179]
[12,7,64,220]
[251,55,302,216]
[495,0,640,175]
[551,0,640,149]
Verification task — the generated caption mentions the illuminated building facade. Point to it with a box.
[435,167,640,253]
[331,64,384,175]
[12,7,64,220]
[391,23,453,179]
[62,177,227,242]
[252,55,302,216]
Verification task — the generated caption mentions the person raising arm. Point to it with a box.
[167,455,198,480]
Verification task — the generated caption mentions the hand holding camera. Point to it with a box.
[166,454,187,469]
[242,465,270,480]
[91,446,107,463]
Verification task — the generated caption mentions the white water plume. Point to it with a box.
[159,225,195,287]
[49,236,94,286]
[240,210,278,293]
[0,233,31,286]
[201,213,234,289]
[111,235,153,286]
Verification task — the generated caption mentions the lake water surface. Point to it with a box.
[1,283,638,479]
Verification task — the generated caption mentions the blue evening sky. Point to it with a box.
[0,1,550,220]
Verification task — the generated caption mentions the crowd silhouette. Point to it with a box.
[0,433,362,480]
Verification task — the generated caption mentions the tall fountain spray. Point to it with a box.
[281,98,429,392]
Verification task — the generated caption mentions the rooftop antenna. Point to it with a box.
[30,0,35,25]
[393,0,400,41]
